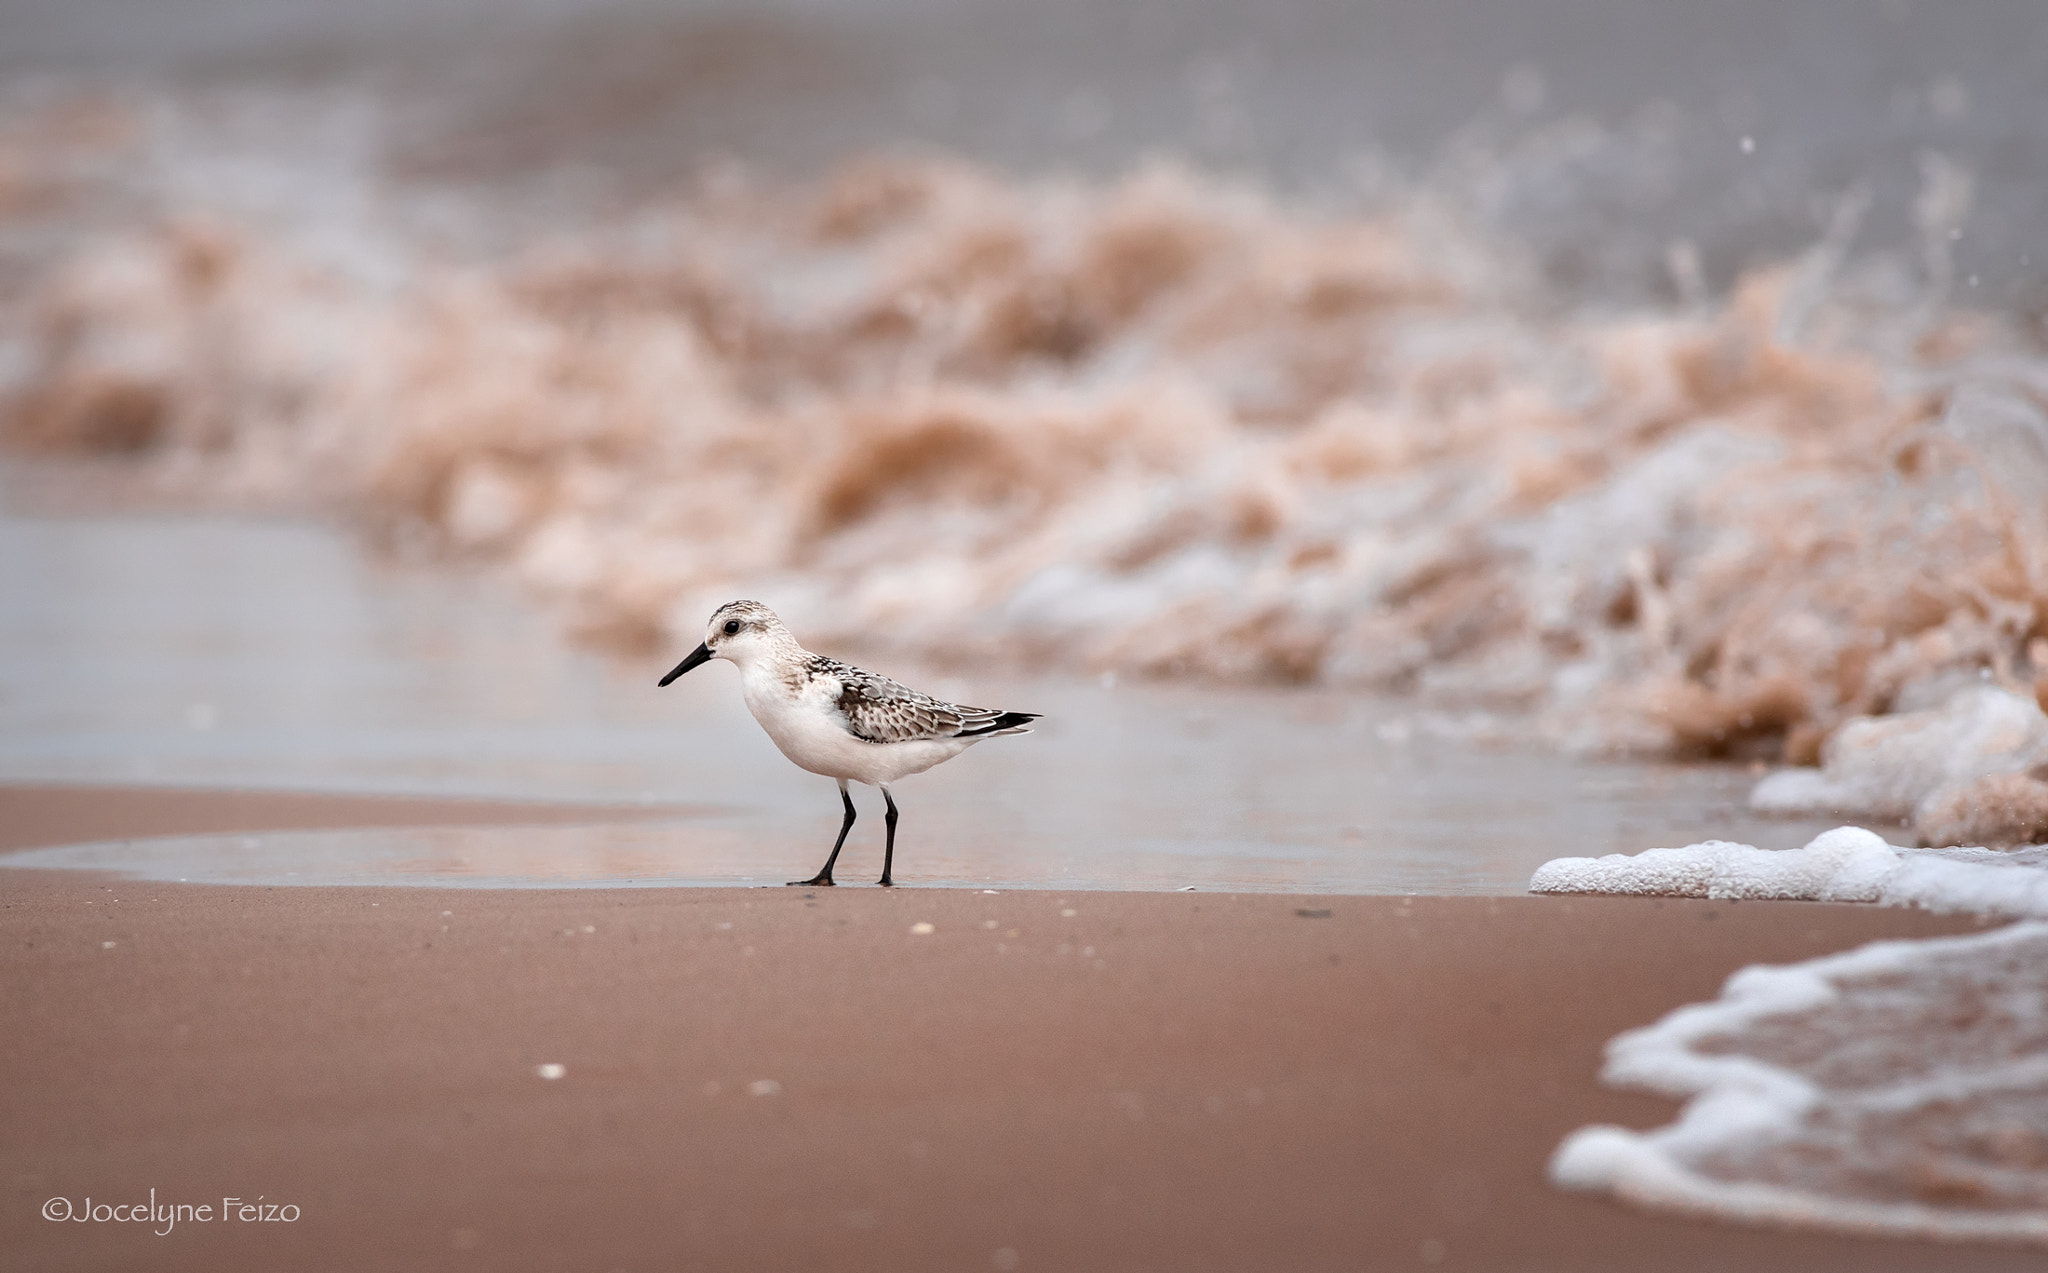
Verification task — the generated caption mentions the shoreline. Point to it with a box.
[0,783,707,858]
[2,784,2036,1270]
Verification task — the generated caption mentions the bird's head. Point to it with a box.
[658,600,787,684]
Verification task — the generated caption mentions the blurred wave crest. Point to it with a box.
[6,90,2047,768]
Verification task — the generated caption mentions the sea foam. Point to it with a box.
[1531,825,2048,916]
[1750,685,2048,848]
[1534,832,2048,1244]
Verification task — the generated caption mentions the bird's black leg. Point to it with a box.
[790,781,856,886]
[878,786,899,887]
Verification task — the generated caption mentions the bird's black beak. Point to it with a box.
[658,643,713,686]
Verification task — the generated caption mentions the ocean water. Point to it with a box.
[0,471,1845,891]
[2,1,2046,827]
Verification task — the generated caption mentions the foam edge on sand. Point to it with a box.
[1535,831,2048,1246]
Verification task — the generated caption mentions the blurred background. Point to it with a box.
[5,0,2044,300]
[3,0,2047,882]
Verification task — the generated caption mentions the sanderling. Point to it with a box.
[658,600,1039,887]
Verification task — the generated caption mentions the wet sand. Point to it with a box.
[2,787,2037,1271]
[0,785,703,856]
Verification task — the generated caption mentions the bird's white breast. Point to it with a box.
[737,662,973,785]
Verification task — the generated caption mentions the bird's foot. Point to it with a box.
[877,877,894,888]
[787,876,835,887]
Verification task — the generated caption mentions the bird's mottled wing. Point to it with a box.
[813,656,1012,744]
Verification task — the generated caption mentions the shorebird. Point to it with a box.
[658,600,1039,887]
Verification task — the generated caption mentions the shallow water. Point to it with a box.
[0,471,1844,891]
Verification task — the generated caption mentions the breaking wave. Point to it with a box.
[6,84,2048,797]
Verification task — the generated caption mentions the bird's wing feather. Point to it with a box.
[812,656,1018,744]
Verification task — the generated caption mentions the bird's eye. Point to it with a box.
[722,620,740,635]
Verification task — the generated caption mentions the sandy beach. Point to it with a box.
[2,784,2036,1272]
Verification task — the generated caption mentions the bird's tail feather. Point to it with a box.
[959,711,1040,737]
